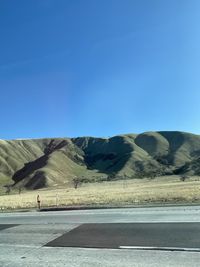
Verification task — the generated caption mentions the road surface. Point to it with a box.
[1,206,200,266]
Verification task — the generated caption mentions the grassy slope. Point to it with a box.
[0,131,200,192]
[0,139,44,182]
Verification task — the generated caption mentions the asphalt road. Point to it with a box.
[1,206,200,266]
[45,222,200,250]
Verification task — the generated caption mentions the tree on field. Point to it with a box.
[5,185,11,195]
[107,173,116,181]
[72,177,81,189]
[18,187,22,194]
[180,174,189,182]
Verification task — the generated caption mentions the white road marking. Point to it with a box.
[119,246,200,252]
[0,243,40,248]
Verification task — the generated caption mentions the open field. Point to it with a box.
[1,175,200,210]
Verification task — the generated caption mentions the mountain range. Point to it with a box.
[1,131,200,190]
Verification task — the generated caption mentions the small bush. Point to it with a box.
[180,174,189,182]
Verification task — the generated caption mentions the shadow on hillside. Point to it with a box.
[84,152,131,175]
[158,131,185,164]
[80,136,134,176]
[12,139,68,189]
[12,154,49,187]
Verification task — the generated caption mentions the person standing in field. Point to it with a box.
[37,194,41,210]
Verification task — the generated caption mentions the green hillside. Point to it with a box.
[0,131,200,191]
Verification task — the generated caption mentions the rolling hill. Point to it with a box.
[0,131,200,190]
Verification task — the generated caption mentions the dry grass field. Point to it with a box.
[1,175,200,210]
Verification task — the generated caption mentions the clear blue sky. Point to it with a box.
[0,0,200,139]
